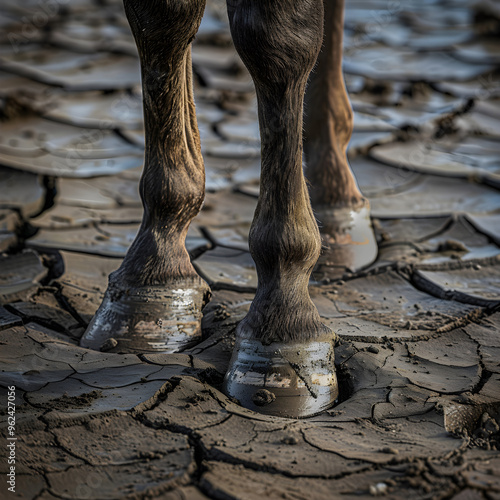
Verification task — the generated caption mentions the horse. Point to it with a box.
[80,0,377,417]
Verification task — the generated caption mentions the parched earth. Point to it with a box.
[1,0,500,499]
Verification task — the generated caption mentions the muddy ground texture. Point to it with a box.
[1,0,500,499]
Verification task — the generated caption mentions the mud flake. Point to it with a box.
[11,475,46,500]
[324,388,388,422]
[6,426,84,474]
[0,47,141,91]
[479,345,500,373]
[142,376,229,431]
[27,224,138,258]
[70,349,140,375]
[8,302,82,338]
[344,46,492,82]
[46,453,193,499]
[375,217,451,244]
[201,460,401,500]
[195,247,257,292]
[208,424,366,478]
[373,385,438,420]
[0,350,74,393]
[420,216,500,264]
[0,305,22,331]
[407,330,479,368]
[388,344,481,395]
[369,138,500,181]
[193,190,257,227]
[466,213,500,247]
[200,414,256,453]
[304,413,460,465]
[334,270,478,337]
[55,251,121,320]
[202,224,250,252]
[0,250,48,300]
[0,166,44,217]
[57,178,121,209]
[73,363,168,389]
[370,175,500,219]
[28,377,169,417]
[415,264,500,307]
[480,374,500,402]
[43,90,143,130]
[30,204,100,230]
[52,413,190,467]
[0,149,142,178]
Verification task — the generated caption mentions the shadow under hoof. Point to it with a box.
[316,200,377,273]
[80,283,209,354]
[223,334,338,418]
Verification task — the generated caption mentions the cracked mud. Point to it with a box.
[1,0,500,499]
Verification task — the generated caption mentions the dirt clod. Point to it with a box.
[252,389,276,406]
[282,435,299,445]
[100,337,118,352]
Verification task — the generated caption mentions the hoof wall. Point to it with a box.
[317,201,377,272]
[80,285,207,353]
[223,336,338,418]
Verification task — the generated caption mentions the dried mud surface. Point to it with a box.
[1,0,500,499]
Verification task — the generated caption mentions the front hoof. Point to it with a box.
[80,283,209,354]
[223,334,338,418]
[316,200,377,272]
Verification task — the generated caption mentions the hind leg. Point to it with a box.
[304,0,377,274]
[80,0,211,354]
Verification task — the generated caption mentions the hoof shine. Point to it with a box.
[223,334,339,418]
[80,284,208,354]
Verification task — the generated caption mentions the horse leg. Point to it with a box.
[223,0,338,417]
[304,0,377,274]
[80,0,211,353]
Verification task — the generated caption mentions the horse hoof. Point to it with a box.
[223,333,338,418]
[80,283,209,354]
[316,200,377,272]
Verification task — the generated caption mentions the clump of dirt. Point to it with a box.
[0,96,37,121]
[252,389,276,406]
[213,304,231,321]
[380,456,468,499]
[49,390,103,410]
[100,337,118,352]
[469,410,500,451]
[437,240,468,253]
[184,392,211,408]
